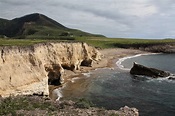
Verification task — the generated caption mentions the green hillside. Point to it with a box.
[0,13,104,39]
[0,13,175,49]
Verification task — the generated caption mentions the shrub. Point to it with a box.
[0,96,57,115]
[75,98,94,109]
[110,113,119,116]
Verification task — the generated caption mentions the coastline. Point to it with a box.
[60,48,149,84]
[99,48,149,69]
[69,48,149,74]
[51,48,150,99]
[48,48,150,115]
[116,52,161,71]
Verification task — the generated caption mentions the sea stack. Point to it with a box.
[130,62,170,78]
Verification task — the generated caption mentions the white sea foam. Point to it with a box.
[82,72,91,77]
[62,82,68,88]
[94,67,114,71]
[116,53,160,70]
[145,75,175,83]
[51,81,72,101]
[52,87,63,101]
[71,77,80,83]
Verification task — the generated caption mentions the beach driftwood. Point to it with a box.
[130,62,170,78]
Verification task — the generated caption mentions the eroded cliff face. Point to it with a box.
[0,42,101,97]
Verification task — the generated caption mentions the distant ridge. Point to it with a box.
[0,13,104,39]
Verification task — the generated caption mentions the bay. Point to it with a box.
[62,53,175,116]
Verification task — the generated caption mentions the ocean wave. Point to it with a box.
[145,75,175,83]
[82,72,91,77]
[116,53,160,70]
[131,73,175,83]
[71,77,81,83]
[51,81,69,101]
[52,87,63,101]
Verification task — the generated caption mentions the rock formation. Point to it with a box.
[0,42,101,97]
[130,62,170,78]
[168,76,175,80]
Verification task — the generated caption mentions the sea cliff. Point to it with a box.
[0,42,101,97]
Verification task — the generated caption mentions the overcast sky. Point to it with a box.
[0,0,175,39]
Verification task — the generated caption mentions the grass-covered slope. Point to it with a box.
[0,13,104,39]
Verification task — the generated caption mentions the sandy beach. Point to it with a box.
[49,48,149,99]
[64,48,149,78]
[97,48,149,68]
[49,48,148,91]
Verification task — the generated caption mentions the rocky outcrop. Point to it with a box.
[114,43,175,53]
[0,42,101,97]
[0,96,139,116]
[139,44,175,53]
[168,76,175,80]
[130,62,170,78]
[57,101,139,116]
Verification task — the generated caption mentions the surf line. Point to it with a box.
[116,53,160,70]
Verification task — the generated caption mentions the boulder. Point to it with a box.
[130,62,170,78]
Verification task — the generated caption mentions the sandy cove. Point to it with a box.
[64,48,149,79]
[49,48,149,99]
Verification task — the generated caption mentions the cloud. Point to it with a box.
[0,0,28,6]
[0,0,175,39]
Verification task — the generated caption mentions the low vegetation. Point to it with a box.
[0,38,47,46]
[0,37,175,49]
[0,96,120,116]
[0,96,58,115]
[75,98,95,109]
[75,37,175,49]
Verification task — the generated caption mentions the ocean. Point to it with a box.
[61,53,175,116]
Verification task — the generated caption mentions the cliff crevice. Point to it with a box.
[0,42,101,97]
[1,49,5,63]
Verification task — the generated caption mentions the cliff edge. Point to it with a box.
[0,42,101,97]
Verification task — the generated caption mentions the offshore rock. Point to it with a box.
[130,62,170,78]
[0,42,101,97]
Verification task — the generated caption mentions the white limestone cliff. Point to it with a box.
[0,42,101,97]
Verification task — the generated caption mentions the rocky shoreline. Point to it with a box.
[1,41,175,115]
[0,42,143,115]
[115,43,175,53]
[0,95,139,116]
[48,47,156,116]
[54,45,175,116]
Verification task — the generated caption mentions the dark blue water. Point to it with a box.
[121,53,175,73]
[62,54,175,116]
